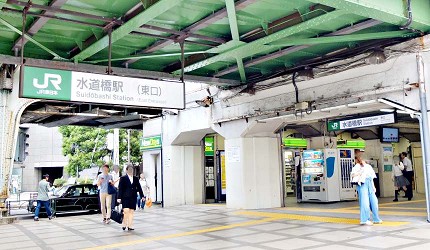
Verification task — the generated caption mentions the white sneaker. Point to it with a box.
[374,220,383,224]
[360,220,373,226]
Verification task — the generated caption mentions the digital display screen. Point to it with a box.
[381,127,399,142]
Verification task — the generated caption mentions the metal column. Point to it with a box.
[416,54,430,222]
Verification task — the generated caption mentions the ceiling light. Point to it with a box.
[380,108,395,113]
[320,105,347,112]
[347,100,377,108]
[365,50,386,65]
[396,110,412,114]
[378,98,417,114]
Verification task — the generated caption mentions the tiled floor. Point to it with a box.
[1,196,430,250]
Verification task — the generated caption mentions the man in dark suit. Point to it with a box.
[117,164,144,231]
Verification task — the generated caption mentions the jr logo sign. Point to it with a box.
[33,73,62,90]
[21,66,72,101]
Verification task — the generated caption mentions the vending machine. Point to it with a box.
[338,149,357,201]
[301,149,340,202]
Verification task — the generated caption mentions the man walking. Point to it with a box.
[34,174,53,221]
[400,152,414,200]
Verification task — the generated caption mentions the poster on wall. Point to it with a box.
[382,146,393,172]
[220,151,226,195]
[226,146,240,163]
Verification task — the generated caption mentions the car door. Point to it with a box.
[56,186,84,212]
[82,185,100,211]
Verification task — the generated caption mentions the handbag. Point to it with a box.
[110,207,123,224]
[108,184,116,194]
[145,197,153,208]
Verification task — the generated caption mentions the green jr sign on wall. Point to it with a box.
[140,135,162,151]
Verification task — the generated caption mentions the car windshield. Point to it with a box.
[54,186,69,196]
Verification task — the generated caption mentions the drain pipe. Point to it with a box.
[416,53,430,222]
[401,0,413,30]
[292,72,299,103]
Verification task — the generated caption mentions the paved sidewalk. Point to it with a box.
[1,199,430,250]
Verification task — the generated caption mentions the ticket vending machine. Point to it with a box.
[301,149,340,202]
[338,149,357,201]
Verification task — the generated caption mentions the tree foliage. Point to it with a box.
[59,126,142,176]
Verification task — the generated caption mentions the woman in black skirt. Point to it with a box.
[117,164,144,231]
[392,156,410,202]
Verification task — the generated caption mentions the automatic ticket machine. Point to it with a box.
[301,149,340,202]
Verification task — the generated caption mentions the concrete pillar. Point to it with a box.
[161,145,204,207]
[1,68,36,199]
[225,137,282,209]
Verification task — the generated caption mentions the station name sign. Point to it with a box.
[327,113,396,132]
[20,66,185,109]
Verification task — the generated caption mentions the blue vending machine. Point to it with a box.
[301,149,340,202]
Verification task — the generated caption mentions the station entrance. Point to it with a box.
[204,134,226,203]
[279,107,423,206]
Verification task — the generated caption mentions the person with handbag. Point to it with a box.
[97,164,114,224]
[392,156,410,202]
[117,164,144,231]
[137,173,149,210]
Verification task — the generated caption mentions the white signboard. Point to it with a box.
[226,146,241,163]
[22,66,185,109]
[339,114,395,130]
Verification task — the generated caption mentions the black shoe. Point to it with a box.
[408,197,412,201]
[128,228,135,231]
[393,199,398,202]
[403,196,407,198]
[122,227,126,231]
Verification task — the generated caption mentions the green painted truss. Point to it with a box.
[0,0,429,85]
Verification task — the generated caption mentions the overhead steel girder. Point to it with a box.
[225,0,246,82]
[214,19,382,77]
[72,0,182,62]
[0,54,240,86]
[306,0,430,32]
[268,30,418,47]
[0,16,65,59]
[0,0,6,9]
[12,0,69,50]
[177,10,347,74]
[124,0,258,65]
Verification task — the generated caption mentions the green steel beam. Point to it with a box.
[0,16,66,60]
[236,58,246,82]
[225,0,246,82]
[86,51,213,64]
[226,0,240,41]
[72,0,181,62]
[306,0,430,32]
[268,30,418,47]
[176,10,347,74]
[0,0,6,9]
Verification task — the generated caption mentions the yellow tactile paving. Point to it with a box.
[237,210,409,227]
[83,200,421,249]
[379,199,426,207]
[278,207,427,217]
[82,217,279,250]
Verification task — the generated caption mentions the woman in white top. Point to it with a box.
[392,156,410,202]
[350,157,382,225]
[137,173,149,210]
